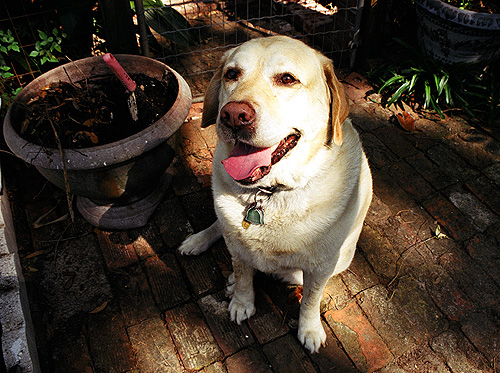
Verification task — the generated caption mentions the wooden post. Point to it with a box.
[99,0,139,54]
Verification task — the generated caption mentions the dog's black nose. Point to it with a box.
[220,101,255,128]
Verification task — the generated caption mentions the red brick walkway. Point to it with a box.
[5,76,500,372]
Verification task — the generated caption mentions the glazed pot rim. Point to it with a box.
[3,54,192,171]
[414,0,500,30]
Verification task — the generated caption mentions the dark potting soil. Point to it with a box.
[16,72,178,149]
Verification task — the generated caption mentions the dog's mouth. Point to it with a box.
[222,133,300,185]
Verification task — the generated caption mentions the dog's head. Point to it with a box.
[202,36,349,187]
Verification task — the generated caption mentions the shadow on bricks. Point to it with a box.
[2,87,499,373]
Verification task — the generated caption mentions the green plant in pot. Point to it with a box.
[3,54,192,230]
[372,39,499,121]
[414,0,500,65]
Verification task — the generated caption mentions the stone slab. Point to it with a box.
[128,317,183,372]
[164,302,223,370]
[96,229,139,271]
[87,302,137,373]
[198,291,255,357]
[247,288,289,345]
[143,254,191,310]
[262,334,316,372]
[225,347,272,373]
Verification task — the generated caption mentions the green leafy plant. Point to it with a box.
[453,0,473,9]
[1,30,22,107]
[131,0,198,46]
[372,39,499,121]
[441,0,499,13]
[29,28,67,66]
[0,29,20,56]
[1,27,67,113]
[0,30,20,79]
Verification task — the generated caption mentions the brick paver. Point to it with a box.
[325,301,393,372]
[5,78,500,372]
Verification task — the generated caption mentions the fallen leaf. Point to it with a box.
[81,119,95,127]
[20,119,31,135]
[74,131,99,144]
[434,224,448,240]
[89,300,109,314]
[63,274,75,290]
[33,212,69,229]
[395,111,416,131]
[23,250,46,260]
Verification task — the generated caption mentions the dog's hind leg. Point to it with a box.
[178,220,222,255]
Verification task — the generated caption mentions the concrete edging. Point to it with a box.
[0,169,40,373]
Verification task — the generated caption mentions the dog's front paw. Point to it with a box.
[298,321,327,353]
[178,233,210,255]
[178,221,221,256]
[228,298,256,324]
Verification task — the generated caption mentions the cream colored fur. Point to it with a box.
[178,36,372,353]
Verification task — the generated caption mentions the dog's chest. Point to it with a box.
[215,189,336,270]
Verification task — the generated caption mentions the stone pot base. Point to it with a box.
[76,174,171,230]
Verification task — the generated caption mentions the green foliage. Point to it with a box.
[453,0,473,9]
[1,30,20,107]
[131,0,197,46]
[0,27,66,111]
[29,28,67,65]
[441,0,498,12]
[372,39,499,122]
[0,30,20,79]
[0,65,14,79]
[0,29,20,55]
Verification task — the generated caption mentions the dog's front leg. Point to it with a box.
[178,220,222,255]
[227,258,256,324]
[297,271,330,353]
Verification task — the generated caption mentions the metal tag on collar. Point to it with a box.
[241,187,276,229]
[243,202,264,228]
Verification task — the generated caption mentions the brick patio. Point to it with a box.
[2,75,500,372]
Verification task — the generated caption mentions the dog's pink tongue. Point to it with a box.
[222,141,278,181]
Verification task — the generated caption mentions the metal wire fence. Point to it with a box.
[0,1,60,92]
[140,0,364,97]
[1,0,364,100]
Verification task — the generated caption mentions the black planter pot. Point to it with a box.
[414,0,500,64]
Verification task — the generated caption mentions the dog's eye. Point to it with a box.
[224,68,240,81]
[277,73,298,86]
[280,74,296,85]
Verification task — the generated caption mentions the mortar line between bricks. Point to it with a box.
[160,312,186,370]
[333,279,379,311]
[138,260,167,316]
[386,235,437,294]
[321,317,359,370]
[328,295,395,369]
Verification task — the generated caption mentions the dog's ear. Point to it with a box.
[201,64,223,127]
[322,58,349,146]
[202,49,235,128]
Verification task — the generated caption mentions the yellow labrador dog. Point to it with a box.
[179,36,372,353]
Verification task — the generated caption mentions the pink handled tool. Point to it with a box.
[103,53,138,121]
